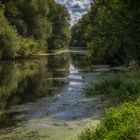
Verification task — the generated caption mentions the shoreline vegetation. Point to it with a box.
[0,0,70,60]
[0,48,70,61]
[79,70,140,140]
[70,0,140,66]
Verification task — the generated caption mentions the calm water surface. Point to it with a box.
[0,50,113,140]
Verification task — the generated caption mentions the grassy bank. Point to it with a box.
[79,71,140,140]
[87,71,140,105]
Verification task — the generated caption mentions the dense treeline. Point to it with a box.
[0,0,70,59]
[70,0,140,65]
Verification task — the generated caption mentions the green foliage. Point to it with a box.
[80,99,140,140]
[0,0,70,59]
[0,6,38,59]
[17,38,37,57]
[71,0,140,65]
[70,14,90,47]
[79,71,140,140]
[47,0,70,49]
[0,7,18,58]
[4,0,70,50]
[87,72,140,103]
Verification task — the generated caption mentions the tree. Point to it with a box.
[71,0,140,65]
[0,0,70,59]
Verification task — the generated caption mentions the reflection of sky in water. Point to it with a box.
[57,0,91,25]
[69,63,79,74]
[69,62,83,89]
[69,63,82,81]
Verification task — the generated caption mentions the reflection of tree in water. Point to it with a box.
[0,60,40,129]
[70,52,91,71]
[0,61,39,109]
[0,53,70,129]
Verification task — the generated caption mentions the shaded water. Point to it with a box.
[0,50,112,140]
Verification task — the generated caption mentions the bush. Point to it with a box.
[0,7,19,59]
[0,6,38,59]
[80,72,140,140]
[80,99,140,140]
[86,72,140,103]
[17,38,38,57]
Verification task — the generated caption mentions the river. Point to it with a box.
[0,49,114,140]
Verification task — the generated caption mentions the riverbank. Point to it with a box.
[32,47,89,57]
[0,48,70,61]
[32,48,70,57]
[79,70,140,140]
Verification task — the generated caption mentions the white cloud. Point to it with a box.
[57,0,91,25]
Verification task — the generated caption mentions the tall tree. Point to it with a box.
[0,0,70,59]
[71,0,140,65]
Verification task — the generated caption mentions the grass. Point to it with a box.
[79,71,140,140]
[80,100,140,140]
[86,71,140,105]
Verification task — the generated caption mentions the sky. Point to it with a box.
[57,0,91,25]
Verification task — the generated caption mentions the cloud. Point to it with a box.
[57,0,91,25]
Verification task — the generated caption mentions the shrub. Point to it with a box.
[80,99,140,140]
[0,6,38,59]
[86,72,140,103]
[0,7,19,59]
[80,72,140,140]
[17,38,38,57]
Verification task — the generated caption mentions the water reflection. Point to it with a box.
[0,51,108,140]
[0,53,70,129]
[70,51,92,72]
